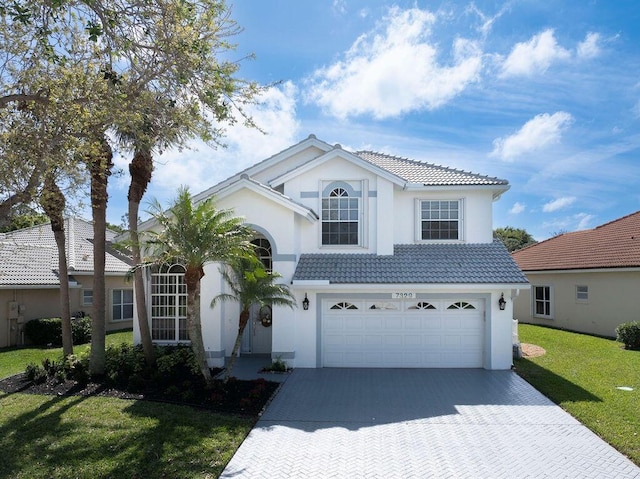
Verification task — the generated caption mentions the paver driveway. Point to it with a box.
[222,369,640,478]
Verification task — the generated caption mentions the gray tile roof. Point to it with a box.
[355,151,508,186]
[293,240,528,284]
[0,218,131,286]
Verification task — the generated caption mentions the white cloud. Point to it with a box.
[577,32,601,59]
[149,82,300,202]
[575,213,595,230]
[305,7,483,119]
[543,196,576,212]
[500,29,570,77]
[491,111,573,161]
[509,202,526,214]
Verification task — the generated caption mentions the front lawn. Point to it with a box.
[0,392,254,479]
[515,324,639,465]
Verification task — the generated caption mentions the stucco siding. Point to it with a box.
[514,270,640,338]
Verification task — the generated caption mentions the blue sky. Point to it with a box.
[108,0,640,241]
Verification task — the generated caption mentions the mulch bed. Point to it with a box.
[0,372,280,417]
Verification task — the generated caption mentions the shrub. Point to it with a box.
[25,363,47,384]
[24,316,92,346]
[616,321,640,350]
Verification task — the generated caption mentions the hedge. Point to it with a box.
[615,321,640,350]
[24,316,92,346]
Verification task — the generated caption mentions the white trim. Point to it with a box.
[414,198,465,243]
[291,282,529,290]
[270,148,406,188]
[523,267,640,274]
[531,284,554,319]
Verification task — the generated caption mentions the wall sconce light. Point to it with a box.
[302,293,310,311]
[498,293,506,311]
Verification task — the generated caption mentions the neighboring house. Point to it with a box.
[135,135,529,370]
[512,211,640,338]
[0,217,133,347]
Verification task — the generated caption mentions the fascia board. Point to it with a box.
[192,135,334,205]
[403,183,511,199]
[290,282,530,290]
[269,148,406,188]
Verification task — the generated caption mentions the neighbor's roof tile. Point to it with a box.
[0,218,131,286]
[512,211,640,271]
[293,240,528,284]
[355,151,508,186]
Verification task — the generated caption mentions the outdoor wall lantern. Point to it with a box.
[302,293,310,311]
[498,293,507,311]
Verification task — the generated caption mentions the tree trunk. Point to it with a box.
[88,137,113,376]
[40,174,73,356]
[128,147,155,367]
[185,265,213,387]
[224,308,251,383]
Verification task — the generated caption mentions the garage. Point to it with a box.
[322,298,485,368]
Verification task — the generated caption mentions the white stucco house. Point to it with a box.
[135,135,529,370]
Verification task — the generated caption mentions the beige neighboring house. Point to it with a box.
[0,217,133,348]
[512,211,640,338]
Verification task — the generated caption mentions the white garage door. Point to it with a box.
[322,298,484,368]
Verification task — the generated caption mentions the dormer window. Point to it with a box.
[322,184,360,245]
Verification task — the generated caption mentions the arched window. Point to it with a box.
[408,301,437,310]
[322,186,359,245]
[330,301,359,310]
[447,301,476,310]
[150,264,188,341]
[251,238,272,272]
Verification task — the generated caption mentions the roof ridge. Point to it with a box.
[594,209,640,230]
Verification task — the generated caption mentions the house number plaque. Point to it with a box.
[392,292,415,299]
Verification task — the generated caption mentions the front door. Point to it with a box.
[240,303,272,354]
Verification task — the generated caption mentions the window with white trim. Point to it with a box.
[112,289,133,321]
[151,264,188,341]
[576,285,588,302]
[82,289,93,306]
[533,285,553,318]
[418,200,462,241]
[322,185,359,245]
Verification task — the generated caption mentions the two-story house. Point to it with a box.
[135,135,529,370]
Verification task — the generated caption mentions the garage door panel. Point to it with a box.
[323,299,484,368]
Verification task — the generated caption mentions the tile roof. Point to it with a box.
[0,218,131,286]
[355,151,509,186]
[293,240,528,284]
[512,211,640,271]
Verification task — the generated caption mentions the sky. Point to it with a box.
[106,0,640,241]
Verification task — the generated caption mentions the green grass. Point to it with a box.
[515,323,640,465]
[0,329,133,379]
[0,393,254,478]
[0,328,254,478]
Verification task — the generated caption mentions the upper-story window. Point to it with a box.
[418,200,462,241]
[322,185,359,245]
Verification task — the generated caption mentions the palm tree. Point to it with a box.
[212,254,296,382]
[141,187,253,387]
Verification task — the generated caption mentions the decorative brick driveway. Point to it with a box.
[222,369,640,478]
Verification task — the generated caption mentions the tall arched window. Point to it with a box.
[150,264,188,341]
[322,187,359,245]
[251,238,272,272]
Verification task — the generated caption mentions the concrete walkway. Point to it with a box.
[221,369,640,478]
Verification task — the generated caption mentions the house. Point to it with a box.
[135,135,529,369]
[512,211,640,338]
[0,217,133,347]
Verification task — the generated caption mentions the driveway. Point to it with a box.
[222,369,640,478]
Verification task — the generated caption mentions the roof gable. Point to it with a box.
[268,146,406,188]
[216,175,318,222]
[513,210,640,271]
